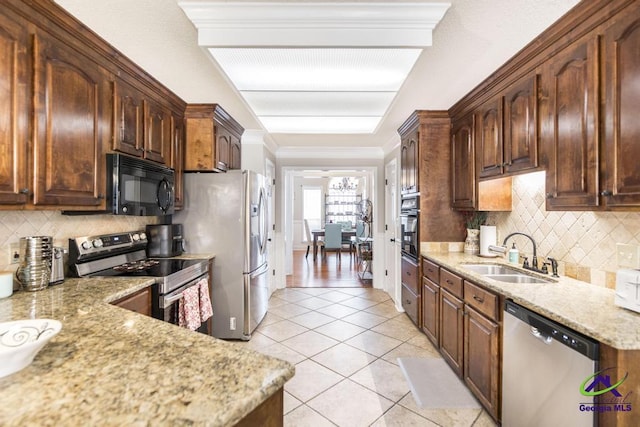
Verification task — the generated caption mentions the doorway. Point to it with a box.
[282,167,377,289]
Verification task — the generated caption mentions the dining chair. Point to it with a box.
[304,219,323,258]
[323,223,343,260]
[340,221,353,256]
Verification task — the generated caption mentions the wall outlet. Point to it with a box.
[9,242,20,264]
[617,243,640,269]
[229,317,236,331]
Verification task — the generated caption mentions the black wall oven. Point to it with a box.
[400,195,419,261]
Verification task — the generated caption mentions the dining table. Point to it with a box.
[311,228,356,260]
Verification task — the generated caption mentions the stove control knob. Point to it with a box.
[81,240,92,250]
[139,232,147,241]
[132,233,140,242]
[92,239,104,248]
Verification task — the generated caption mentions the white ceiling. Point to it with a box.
[54,0,581,152]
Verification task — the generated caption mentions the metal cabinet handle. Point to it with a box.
[473,295,484,303]
[601,190,613,197]
[545,193,554,199]
[19,188,29,194]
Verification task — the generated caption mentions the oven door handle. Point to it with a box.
[160,278,203,309]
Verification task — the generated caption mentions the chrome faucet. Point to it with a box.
[502,232,540,272]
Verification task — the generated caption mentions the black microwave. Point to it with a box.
[107,153,175,216]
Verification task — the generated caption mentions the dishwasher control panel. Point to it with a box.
[505,300,599,360]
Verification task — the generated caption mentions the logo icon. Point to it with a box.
[580,368,628,397]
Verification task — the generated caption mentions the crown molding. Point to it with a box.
[276,146,384,160]
[179,1,451,47]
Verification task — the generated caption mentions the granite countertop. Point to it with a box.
[0,274,294,426]
[421,251,640,350]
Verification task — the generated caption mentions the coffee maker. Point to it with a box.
[146,224,184,258]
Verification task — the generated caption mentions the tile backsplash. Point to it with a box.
[490,171,640,288]
[0,211,156,272]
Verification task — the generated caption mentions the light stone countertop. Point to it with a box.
[421,251,640,350]
[0,273,294,426]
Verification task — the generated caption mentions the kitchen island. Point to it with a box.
[0,276,294,426]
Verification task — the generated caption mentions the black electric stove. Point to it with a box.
[69,231,208,294]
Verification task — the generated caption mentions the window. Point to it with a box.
[303,187,322,241]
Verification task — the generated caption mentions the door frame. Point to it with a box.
[280,166,380,288]
[384,158,402,309]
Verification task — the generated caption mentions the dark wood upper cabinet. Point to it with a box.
[184,104,243,173]
[171,113,185,209]
[602,4,640,208]
[398,114,420,195]
[451,113,476,210]
[0,12,29,205]
[32,31,108,208]
[143,99,171,165]
[541,36,600,210]
[112,79,144,157]
[476,97,503,179]
[503,74,538,174]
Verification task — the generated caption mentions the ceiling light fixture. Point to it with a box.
[179,1,451,135]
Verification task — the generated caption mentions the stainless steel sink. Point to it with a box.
[461,263,553,284]
[484,274,551,284]
[461,264,522,275]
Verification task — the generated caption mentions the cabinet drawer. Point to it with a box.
[422,258,439,283]
[402,283,420,326]
[402,256,419,294]
[439,268,463,299]
[464,281,498,321]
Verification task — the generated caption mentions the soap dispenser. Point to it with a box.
[508,243,519,264]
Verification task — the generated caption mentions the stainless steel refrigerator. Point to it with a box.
[175,170,269,340]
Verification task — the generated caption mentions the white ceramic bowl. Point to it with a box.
[0,319,61,378]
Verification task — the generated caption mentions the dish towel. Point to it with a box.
[179,284,202,331]
[198,278,213,322]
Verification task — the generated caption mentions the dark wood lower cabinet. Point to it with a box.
[464,305,500,420]
[440,288,464,378]
[401,283,420,327]
[234,387,283,427]
[421,277,440,347]
[112,287,151,316]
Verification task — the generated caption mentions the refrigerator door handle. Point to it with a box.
[250,262,269,279]
[258,186,268,256]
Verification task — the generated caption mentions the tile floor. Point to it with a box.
[234,287,498,426]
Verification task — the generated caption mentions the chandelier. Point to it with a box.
[331,177,357,192]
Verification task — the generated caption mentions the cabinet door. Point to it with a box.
[230,134,242,170]
[422,277,440,347]
[476,97,503,179]
[33,32,107,207]
[0,13,29,205]
[504,74,538,174]
[451,114,476,210]
[144,99,171,164]
[464,305,500,419]
[215,124,231,171]
[171,113,184,209]
[440,288,464,377]
[542,36,600,210]
[112,79,144,157]
[184,116,214,171]
[112,287,151,316]
[602,6,640,208]
[406,135,418,193]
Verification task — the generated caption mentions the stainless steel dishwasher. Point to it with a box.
[502,300,599,426]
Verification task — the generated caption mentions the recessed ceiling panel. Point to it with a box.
[242,91,396,116]
[259,116,381,134]
[208,48,422,91]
